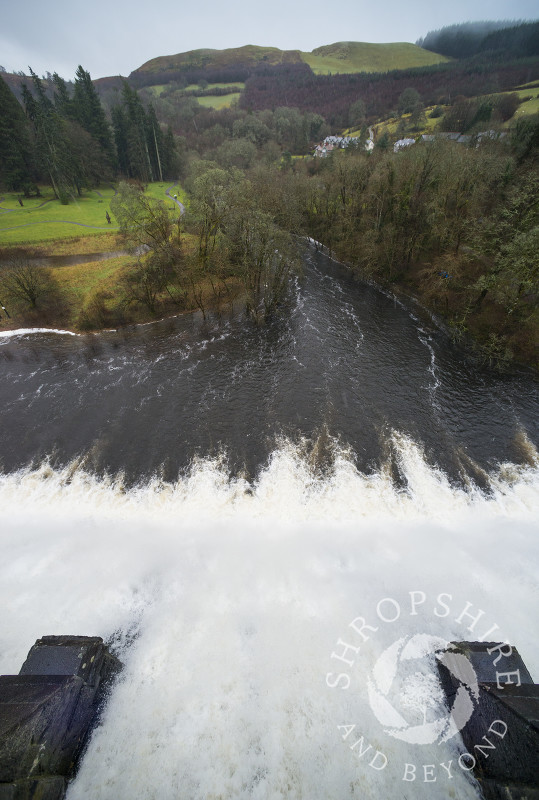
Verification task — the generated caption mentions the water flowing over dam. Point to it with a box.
[0,246,537,799]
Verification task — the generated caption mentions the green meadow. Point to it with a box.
[196,93,241,109]
[301,42,450,74]
[146,82,243,109]
[0,187,117,244]
[147,84,167,96]
[0,183,183,246]
[184,82,245,91]
[50,255,132,304]
[502,89,539,117]
[0,182,190,331]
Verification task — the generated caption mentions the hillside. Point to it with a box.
[417,20,539,59]
[301,41,450,74]
[129,41,450,85]
[136,45,304,74]
[240,59,539,126]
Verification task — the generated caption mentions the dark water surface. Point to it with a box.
[1,246,537,483]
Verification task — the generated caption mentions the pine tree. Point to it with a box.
[23,67,114,197]
[147,104,164,182]
[162,126,179,179]
[23,69,79,200]
[73,66,115,164]
[120,81,153,182]
[52,73,75,119]
[0,74,34,192]
[111,104,130,176]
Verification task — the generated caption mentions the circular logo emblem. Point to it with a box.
[366,634,480,745]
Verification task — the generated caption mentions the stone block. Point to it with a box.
[0,636,121,800]
[19,636,119,687]
[438,641,539,800]
[0,777,66,800]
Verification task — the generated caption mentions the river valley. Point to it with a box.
[0,244,537,799]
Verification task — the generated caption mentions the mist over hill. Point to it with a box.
[417,19,539,59]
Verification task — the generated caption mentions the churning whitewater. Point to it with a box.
[0,247,537,799]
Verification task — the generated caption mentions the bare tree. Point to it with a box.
[0,255,54,309]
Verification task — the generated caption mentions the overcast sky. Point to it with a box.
[1,0,537,80]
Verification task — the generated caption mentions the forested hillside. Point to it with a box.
[417,20,539,59]
[240,60,539,126]
[1,31,538,368]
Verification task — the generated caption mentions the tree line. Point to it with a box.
[128,64,252,90]
[168,108,538,366]
[294,120,539,367]
[0,67,179,198]
[417,20,539,60]
[240,59,539,126]
[146,104,538,363]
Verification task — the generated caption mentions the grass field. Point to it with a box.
[145,181,185,203]
[0,183,183,246]
[145,82,243,109]
[0,182,191,331]
[0,187,117,244]
[195,93,241,109]
[37,233,124,256]
[301,42,450,75]
[50,255,132,305]
[514,96,539,116]
[502,89,539,118]
[184,82,245,91]
[147,85,167,96]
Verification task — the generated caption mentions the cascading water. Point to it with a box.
[0,247,537,799]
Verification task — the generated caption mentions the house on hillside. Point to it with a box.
[392,130,507,154]
[314,135,360,157]
[393,138,415,152]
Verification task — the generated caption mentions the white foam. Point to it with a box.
[0,437,537,800]
[0,327,80,339]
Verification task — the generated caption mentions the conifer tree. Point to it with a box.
[0,74,34,192]
[117,81,153,182]
[73,65,115,164]
[162,126,179,179]
[147,104,164,182]
[111,104,131,176]
[52,73,75,119]
[23,67,113,197]
[23,72,66,198]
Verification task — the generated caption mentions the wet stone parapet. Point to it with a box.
[0,636,121,800]
[438,641,539,800]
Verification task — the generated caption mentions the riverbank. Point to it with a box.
[399,258,537,373]
[0,233,244,334]
[387,256,538,373]
[309,238,537,374]
[1,234,535,374]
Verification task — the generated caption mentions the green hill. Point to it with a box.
[301,41,451,74]
[133,41,450,79]
[124,42,451,110]
[135,45,304,74]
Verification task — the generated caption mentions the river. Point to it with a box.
[0,245,537,799]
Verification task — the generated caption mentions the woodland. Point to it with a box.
[0,21,538,368]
